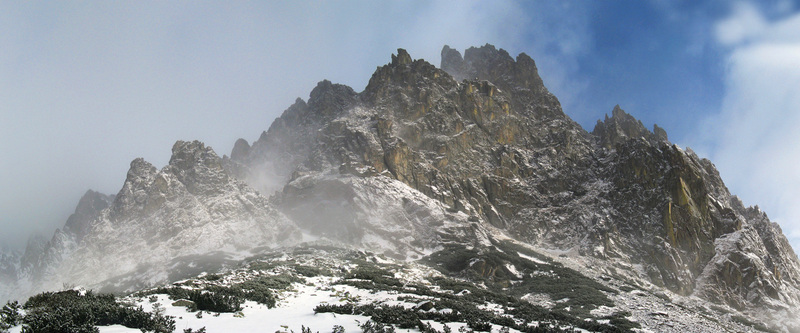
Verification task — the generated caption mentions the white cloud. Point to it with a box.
[710,4,800,253]
[715,2,768,46]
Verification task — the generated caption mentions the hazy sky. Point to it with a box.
[2,1,800,253]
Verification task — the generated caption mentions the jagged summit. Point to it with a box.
[230,138,251,161]
[362,48,453,105]
[166,140,231,196]
[307,80,358,119]
[441,44,548,97]
[63,190,115,241]
[592,104,669,149]
[391,48,413,66]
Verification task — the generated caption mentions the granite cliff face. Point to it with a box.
[228,45,800,314]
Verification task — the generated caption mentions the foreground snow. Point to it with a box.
[101,275,456,333]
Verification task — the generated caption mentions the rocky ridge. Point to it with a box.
[227,44,800,315]
[3,141,301,300]
[60,140,301,290]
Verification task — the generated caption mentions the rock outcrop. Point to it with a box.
[592,105,669,149]
[0,248,19,286]
[16,191,113,286]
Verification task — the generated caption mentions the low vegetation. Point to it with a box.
[7,289,175,333]
[317,249,640,333]
[0,245,643,332]
[423,241,617,316]
[142,273,302,312]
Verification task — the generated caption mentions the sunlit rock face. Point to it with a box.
[229,45,800,312]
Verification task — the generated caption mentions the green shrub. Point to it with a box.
[20,290,174,333]
[150,287,242,313]
[1,301,21,330]
[295,265,327,277]
[145,273,300,312]
[423,243,614,317]
[204,273,222,281]
[359,320,396,333]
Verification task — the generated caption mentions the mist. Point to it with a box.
[3,0,800,258]
[0,1,542,249]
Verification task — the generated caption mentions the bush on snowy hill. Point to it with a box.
[18,290,175,333]
[0,301,21,330]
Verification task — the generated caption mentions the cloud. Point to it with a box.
[715,2,768,46]
[709,2,800,252]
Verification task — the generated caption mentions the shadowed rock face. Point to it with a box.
[229,45,800,312]
[63,190,115,242]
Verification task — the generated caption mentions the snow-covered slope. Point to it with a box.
[7,245,788,333]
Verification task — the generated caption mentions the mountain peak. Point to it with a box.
[6,44,800,332]
[363,47,453,103]
[592,104,669,148]
[440,45,464,77]
[127,157,157,180]
[167,140,230,196]
[441,44,548,98]
[307,80,357,119]
[63,190,114,240]
[391,48,412,66]
[169,140,220,171]
[230,138,251,161]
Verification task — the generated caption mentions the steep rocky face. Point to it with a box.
[229,46,596,256]
[224,81,360,197]
[0,190,114,301]
[0,247,19,304]
[591,110,800,308]
[63,190,115,242]
[230,45,800,315]
[1,141,302,300]
[0,248,19,284]
[693,205,800,309]
[15,190,113,282]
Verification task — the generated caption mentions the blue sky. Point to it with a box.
[2,1,800,253]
